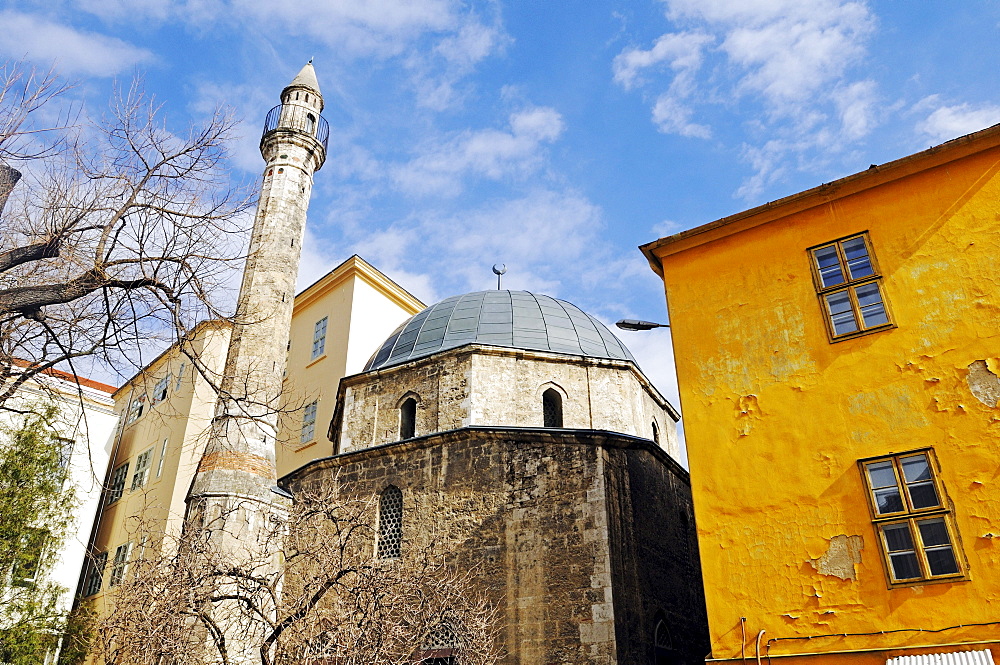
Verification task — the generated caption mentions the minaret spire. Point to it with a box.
[184,63,328,663]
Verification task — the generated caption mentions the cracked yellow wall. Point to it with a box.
[653,141,1000,663]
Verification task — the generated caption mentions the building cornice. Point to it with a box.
[294,254,425,315]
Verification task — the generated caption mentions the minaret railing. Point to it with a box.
[262,104,329,150]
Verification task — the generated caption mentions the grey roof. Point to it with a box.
[286,61,321,95]
[364,290,636,371]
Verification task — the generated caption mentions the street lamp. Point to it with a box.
[615,319,670,331]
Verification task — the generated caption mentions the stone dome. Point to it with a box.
[364,290,636,371]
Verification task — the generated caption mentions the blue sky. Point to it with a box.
[4,0,1000,417]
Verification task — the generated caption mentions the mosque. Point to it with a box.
[81,62,710,665]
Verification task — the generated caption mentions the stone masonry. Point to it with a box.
[282,427,710,665]
[330,344,681,460]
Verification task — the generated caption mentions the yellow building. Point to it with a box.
[82,255,423,603]
[641,125,1000,665]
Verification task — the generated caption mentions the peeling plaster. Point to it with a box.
[967,360,1000,407]
[808,535,863,581]
[735,394,761,437]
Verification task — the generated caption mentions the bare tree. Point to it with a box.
[0,61,253,412]
[81,485,500,665]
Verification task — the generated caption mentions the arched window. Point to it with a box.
[654,618,672,665]
[420,617,458,665]
[400,397,417,439]
[542,388,563,428]
[377,486,403,560]
[305,113,316,134]
[651,420,659,444]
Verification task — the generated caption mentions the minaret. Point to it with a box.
[183,63,326,662]
[188,62,326,511]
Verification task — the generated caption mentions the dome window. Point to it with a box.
[651,420,659,444]
[542,388,563,428]
[400,397,417,440]
[377,485,403,560]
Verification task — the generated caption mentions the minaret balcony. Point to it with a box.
[262,104,330,151]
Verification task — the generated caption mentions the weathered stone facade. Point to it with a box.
[331,344,681,460]
[282,427,709,665]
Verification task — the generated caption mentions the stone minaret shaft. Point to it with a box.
[188,63,327,509]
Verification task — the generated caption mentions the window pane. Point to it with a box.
[854,284,888,327]
[866,461,897,489]
[889,551,922,580]
[841,237,874,279]
[900,455,931,482]
[874,488,904,514]
[925,547,959,576]
[917,519,959,575]
[814,246,845,287]
[882,523,914,552]
[917,518,950,547]
[908,482,940,509]
[826,292,859,335]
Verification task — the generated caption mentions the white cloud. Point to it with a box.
[613,0,880,197]
[612,31,713,91]
[0,11,154,77]
[652,94,711,138]
[915,99,1000,143]
[392,107,565,196]
[346,188,606,299]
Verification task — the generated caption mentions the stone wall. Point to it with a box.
[331,345,680,459]
[283,427,707,665]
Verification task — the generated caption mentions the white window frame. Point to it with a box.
[156,438,169,478]
[109,542,133,587]
[300,401,318,444]
[131,448,154,490]
[311,317,328,360]
[106,462,130,505]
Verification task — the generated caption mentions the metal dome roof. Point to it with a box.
[364,290,636,371]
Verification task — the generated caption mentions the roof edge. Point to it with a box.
[294,255,425,315]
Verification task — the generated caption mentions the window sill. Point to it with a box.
[305,354,327,369]
[886,574,970,590]
[295,439,317,453]
[829,322,896,344]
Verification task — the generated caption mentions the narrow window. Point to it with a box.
[152,375,171,404]
[400,397,417,440]
[301,401,318,444]
[311,316,328,360]
[54,437,74,485]
[542,388,563,428]
[131,448,153,490]
[651,420,659,445]
[106,462,130,505]
[860,449,964,584]
[12,528,47,586]
[306,113,316,134]
[654,618,672,665]
[109,542,132,587]
[377,486,403,560]
[126,396,145,424]
[156,438,168,478]
[84,551,108,596]
[809,233,892,341]
[175,362,185,391]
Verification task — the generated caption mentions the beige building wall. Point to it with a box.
[85,321,231,612]
[82,256,422,606]
[276,255,424,472]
